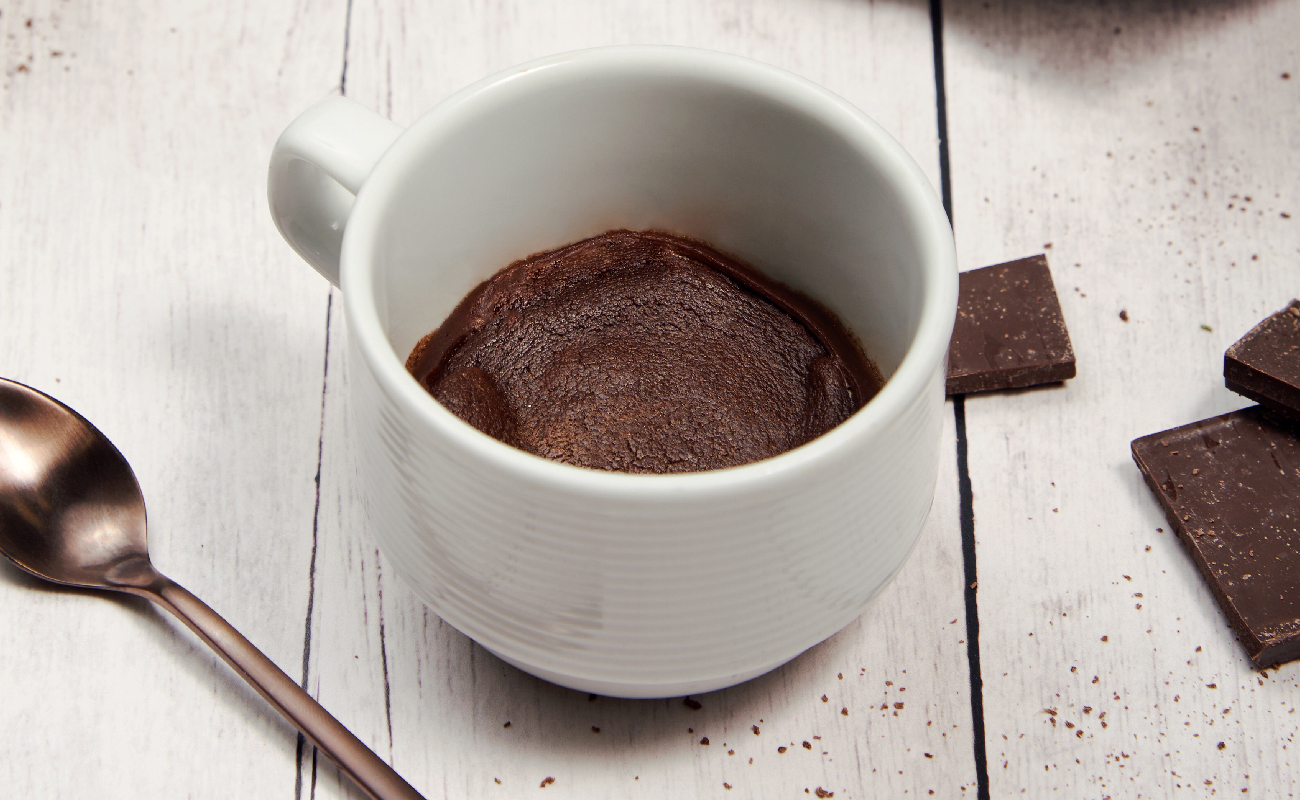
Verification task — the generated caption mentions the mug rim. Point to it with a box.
[340,44,957,498]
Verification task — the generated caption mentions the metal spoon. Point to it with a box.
[0,377,424,800]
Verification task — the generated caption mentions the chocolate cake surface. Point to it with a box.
[407,230,882,473]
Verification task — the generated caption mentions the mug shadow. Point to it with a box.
[395,575,893,763]
[503,629,850,746]
[939,0,1280,88]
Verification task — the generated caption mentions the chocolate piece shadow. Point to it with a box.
[1225,299,1300,421]
[1131,407,1300,667]
[946,255,1076,396]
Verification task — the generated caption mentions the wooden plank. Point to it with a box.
[943,1,1300,796]
[303,1,981,797]
[0,0,346,796]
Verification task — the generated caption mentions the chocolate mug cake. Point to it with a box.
[406,229,883,473]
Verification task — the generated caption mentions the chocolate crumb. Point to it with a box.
[503,721,511,728]
[841,707,849,716]
[701,737,710,746]
[822,694,829,702]
[924,753,934,758]
[816,789,834,798]
[494,778,501,784]
[752,725,761,735]
[778,746,788,754]
[894,702,905,710]
[540,777,555,788]
[724,783,733,790]
[683,697,702,710]
[1218,742,1226,749]
[803,741,812,750]
[592,726,600,733]
[1101,636,1109,642]
[728,749,735,755]
[1120,309,1129,321]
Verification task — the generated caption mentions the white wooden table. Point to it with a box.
[2,0,1297,797]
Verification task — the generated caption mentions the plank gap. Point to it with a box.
[295,291,336,800]
[935,0,989,793]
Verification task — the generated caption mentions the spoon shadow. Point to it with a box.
[0,557,301,749]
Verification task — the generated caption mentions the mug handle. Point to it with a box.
[268,97,403,287]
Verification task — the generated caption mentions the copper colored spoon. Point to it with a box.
[0,377,424,800]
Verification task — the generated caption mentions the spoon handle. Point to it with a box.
[139,577,426,800]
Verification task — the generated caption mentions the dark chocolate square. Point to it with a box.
[1131,407,1300,667]
[1225,299,1300,421]
[946,255,1076,395]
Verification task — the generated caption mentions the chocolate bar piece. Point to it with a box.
[1225,299,1300,421]
[946,255,1076,395]
[1131,407,1300,667]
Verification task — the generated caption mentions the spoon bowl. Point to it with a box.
[0,380,151,590]
[0,377,424,800]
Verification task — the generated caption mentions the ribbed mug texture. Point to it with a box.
[353,337,944,697]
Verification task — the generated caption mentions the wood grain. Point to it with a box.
[943,0,1300,795]
[0,0,345,796]
[12,0,1294,796]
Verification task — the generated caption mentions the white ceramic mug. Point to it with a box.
[268,46,956,698]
